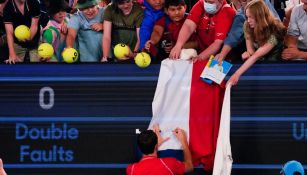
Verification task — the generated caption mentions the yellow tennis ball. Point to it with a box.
[135,52,151,68]
[62,48,78,63]
[14,25,30,41]
[38,43,54,58]
[114,43,130,60]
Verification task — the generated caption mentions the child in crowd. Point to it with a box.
[139,0,164,50]
[3,0,41,64]
[41,0,70,62]
[102,0,143,62]
[227,0,286,86]
[66,0,104,62]
[144,0,197,60]
[215,0,280,63]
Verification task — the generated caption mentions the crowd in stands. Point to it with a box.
[0,0,306,77]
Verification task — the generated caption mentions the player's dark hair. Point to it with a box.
[137,130,157,155]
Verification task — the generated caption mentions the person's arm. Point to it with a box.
[169,19,196,59]
[134,27,140,52]
[241,37,255,60]
[228,42,275,86]
[197,39,223,60]
[284,34,297,48]
[29,17,39,40]
[102,20,112,62]
[283,48,307,60]
[144,25,164,51]
[139,16,155,50]
[215,12,245,63]
[153,125,169,147]
[66,27,77,48]
[173,128,193,173]
[215,44,232,63]
[282,35,307,60]
[0,159,7,175]
[4,23,20,64]
[149,25,164,45]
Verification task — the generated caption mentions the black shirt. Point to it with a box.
[0,16,9,61]
[3,0,40,49]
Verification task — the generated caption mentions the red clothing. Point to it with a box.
[155,16,186,44]
[187,0,236,51]
[185,1,235,171]
[126,155,185,175]
[189,60,225,171]
[155,16,197,45]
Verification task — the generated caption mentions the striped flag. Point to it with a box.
[149,56,225,171]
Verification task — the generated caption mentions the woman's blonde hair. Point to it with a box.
[243,0,286,45]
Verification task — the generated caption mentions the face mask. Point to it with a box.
[204,2,217,14]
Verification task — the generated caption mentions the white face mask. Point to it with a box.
[204,1,218,14]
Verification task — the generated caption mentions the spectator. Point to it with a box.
[66,0,104,62]
[0,0,8,62]
[168,0,235,172]
[41,0,70,62]
[139,0,164,50]
[227,0,286,86]
[215,0,280,63]
[98,0,110,7]
[126,126,193,175]
[284,0,302,27]
[3,0,41,64]
[102,0,143,62]
[144,0,197,60]
[169,0,236,60]
[282,2,307,60]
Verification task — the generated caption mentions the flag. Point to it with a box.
[212,85,233,175]
[149,54,225,171]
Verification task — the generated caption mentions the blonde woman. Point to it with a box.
[228,0,286,86]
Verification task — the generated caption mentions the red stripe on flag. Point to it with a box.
[189,60,225,171]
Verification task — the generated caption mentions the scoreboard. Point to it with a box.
[0,63,307,175]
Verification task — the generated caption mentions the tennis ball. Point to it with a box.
[114,43,130,60]
[38,43,54,58]
[135,52,151,68]
[62,48,78,63]
[14,25,30,41]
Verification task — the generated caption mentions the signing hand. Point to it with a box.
[153,124,170,147]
